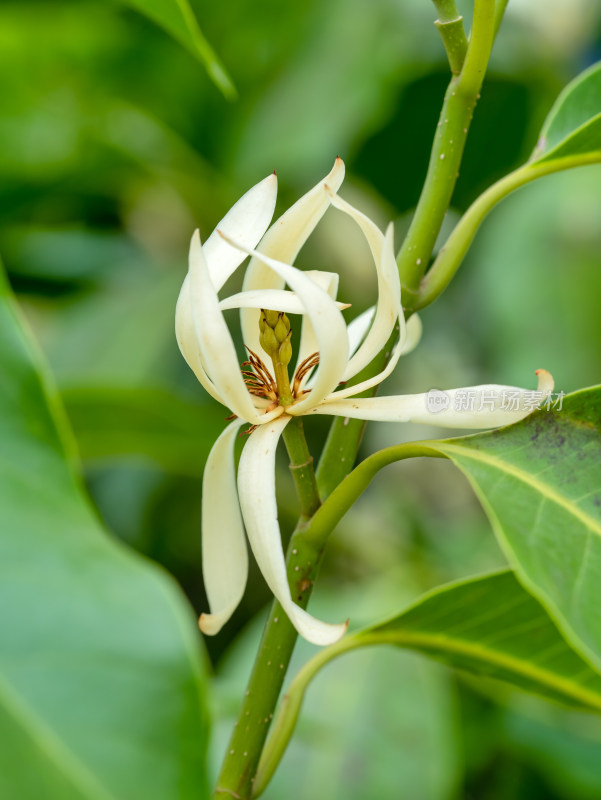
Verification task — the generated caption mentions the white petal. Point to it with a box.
[219,233,350,413]
[319,312,422,402]
[205,172,277,292]
[220,287,348,315]
[175,286,225,406]
[346,306,375,358]
[188,231,282,425]
[176,173,278,357]
[401,313,423,356]
[310,371,555,428]
[240,158,346,360]
[199,420,248,635]
[326,193,404,381]
[295,270,341,382]
[321,321,406,401]
[318,309,420,403]
[238,418,348,646]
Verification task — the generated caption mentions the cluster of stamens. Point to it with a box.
[234,308,321,433]
[241,347,278,402]
[241,348,320,406]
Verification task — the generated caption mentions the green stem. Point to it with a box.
[213,418,324,799]
[253,441,445,795]
[414,153,601,310]
[494,0,510,36]
[435,17,468,75]
[253,634,364,798]
[308,442,444,549]
[431,0,463,24]
[397,0,496,296]
[432,0,461,24]
[432,0,468,74]
[282,417,321,519]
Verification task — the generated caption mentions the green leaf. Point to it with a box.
[118,0,236,99]
[531,61,601,163]
[368,570,601,711]
[255,570,601,796]
[434,387,601,673]
[0,271,210,796]
[62,386,226,477]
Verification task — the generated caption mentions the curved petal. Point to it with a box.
[318,309,422,402]
[295,270,341,382]
[321,321,406,401]
[309,371,554,428]
[326,193,404,381]
[176,172,278,354]
[175,286,225,406]
[238,418,348,646]
[346,306,375,358]
[401,313,423,356]
[220,287,348,315]
[219,233,350,414]
[199,420,248,635]
[313,309,422,403]
[206,172,277,292]
[240,158,346,359]
[188,231,282,425]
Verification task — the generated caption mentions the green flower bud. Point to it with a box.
[274,315,289,344]
[279,332,292,366]
[258,308,294,404]
[262,309,280,329]
[260,325,279,356]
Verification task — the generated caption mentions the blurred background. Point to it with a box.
[2,0,601,797]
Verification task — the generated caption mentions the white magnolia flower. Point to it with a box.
[176,158,553,646]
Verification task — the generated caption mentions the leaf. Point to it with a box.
[0,269,210,796]
[62,386,227,477]
[255,570,601,796]
[531,61,601,163]
[118,0,236,99]
[368,571,601,711]
[434,387,601,673]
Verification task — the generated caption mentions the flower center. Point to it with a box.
[240,309,319,412]
[259,309,294,407]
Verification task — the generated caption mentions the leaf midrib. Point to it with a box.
[360,629,601,712]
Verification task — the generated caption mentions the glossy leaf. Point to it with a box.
[255,570,601,796]
[435,387,601,672]
[0,269,210,797]
[62,386,226,477]
[368,570,601,711]
[119,0,236,99]
[531,61,601,163]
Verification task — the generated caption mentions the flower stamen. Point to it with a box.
[241,347,279,401]
[293,352,319,396]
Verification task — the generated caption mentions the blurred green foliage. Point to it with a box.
[2,0,601,797]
